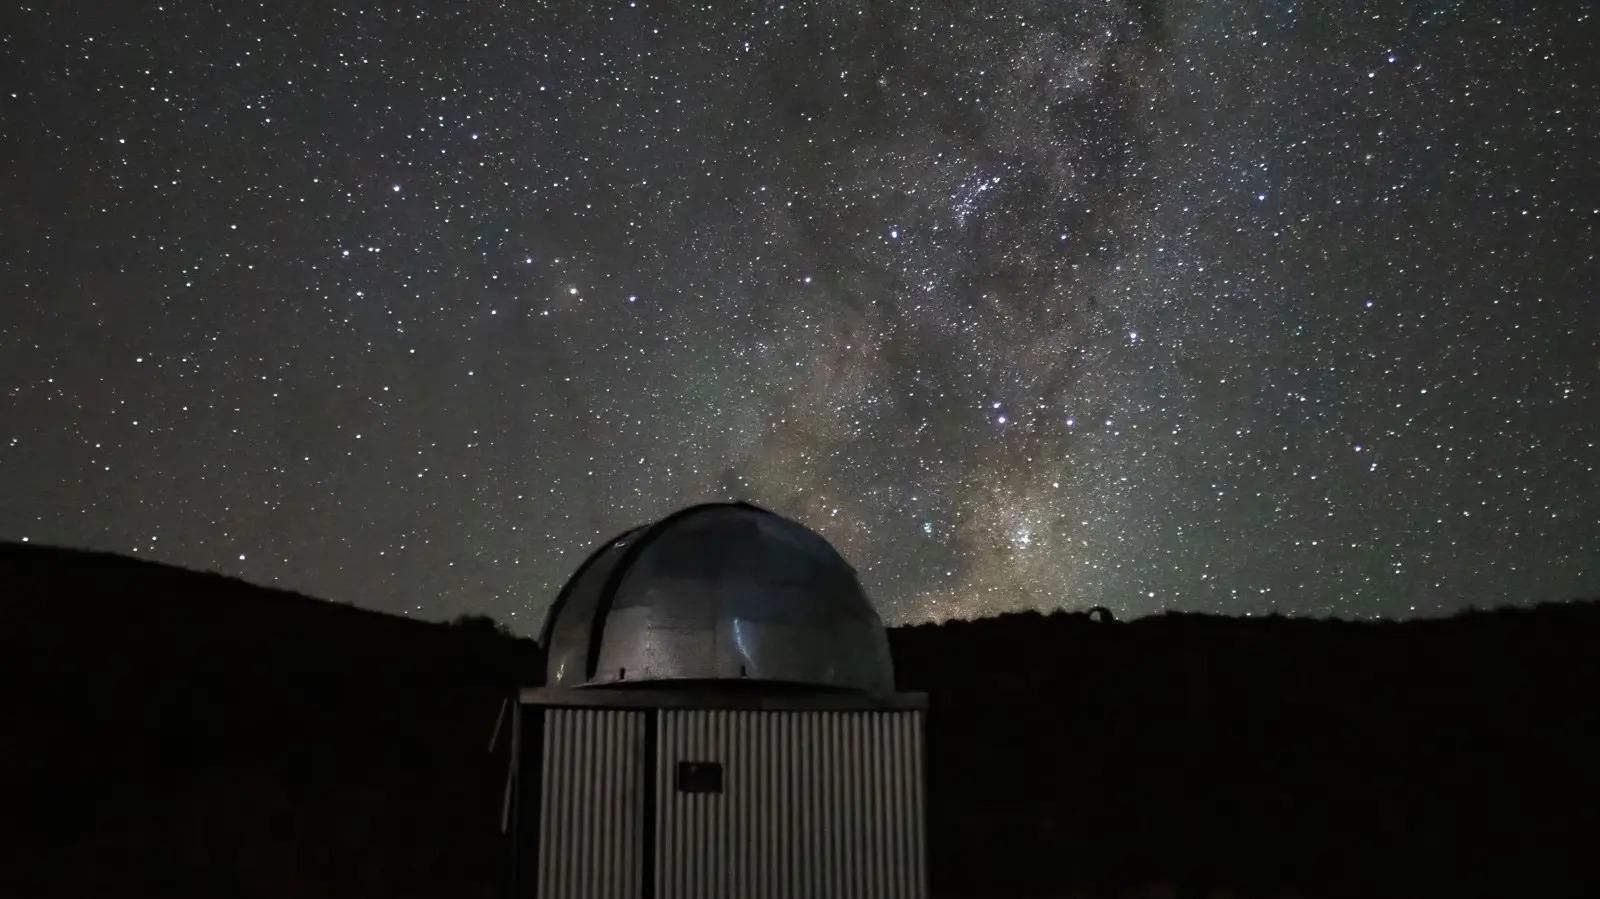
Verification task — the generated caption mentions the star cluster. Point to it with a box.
[2,1,1596,628]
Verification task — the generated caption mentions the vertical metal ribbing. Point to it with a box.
[624,713,635,898]
[859,712,874,899]
[719,710,733,899]
[846,712,863,899]
[803,712,818,899]
[908,710,921,895]
[858,712,870,899]
[561,709,576,897]
[844,707,857,895]
[743,712,757,899]
[722,711,733,899]
[865,712,880,899]
[569,711,583,899]
[844,710,857,895]
[889,710,905,899]
[666,711,679,899]
[824,712,837,898]
[823,712,837,898]
[693,710,705,899]
[585,712,595,894]
[590,712,602,899]
[866,712,884,899]
[844,712,859,899]
[729,712,741,899]
[733,712,744,899]
[688,709,699,899]
[607,711,619,899]
[816,713,828,897]
[630,710,642,899]
[653,712,667,899]
[600,712,615,899]
[745,711,756,898]
[681,710,693,899]
[557,711,571,899]
[910,711,928,899]
[542,710,555,899]
[701,709,713,898]
[532,709,647,899]
[876,711,892,899]
[594,711,609,897]
[630,707,643,895]
[790,711,803,899]
[633,712,645,899]
[588,711,601,898]
[611,714,622,899]
[582,707,595,895]
[767,712,779,899]
[661,711,673,899]
[640,710,655,899]
[768,711,781,899]
[834,712,845,898]
[618,713,632,899]
[735,710,746,899]
[712,710,723,899]
[648,706,924,899]
[664,711,677,899]
[651,711,663,899]
[536,711,553,899]
[827,711,840,897]
[714,710,724,899]
[664,711,678,899]
[706,709,717,899]
[896,710,908,899]
[554,709,570,899]
[709,710,719,899]
[779,712,795,899]
[838,712,852,898]
[840,712,851,896]
[684,710,697,899]
[900,711,916,899]
[808,711,817,899]
[756,711,767,899]
[681,710,691,899]
[689,710,703,899]
[878,711,889,899]
[569,711,581,899]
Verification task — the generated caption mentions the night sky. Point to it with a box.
[2,1,1596,630]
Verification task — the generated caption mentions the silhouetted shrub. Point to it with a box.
[451,612,513,636]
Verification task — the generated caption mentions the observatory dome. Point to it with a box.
[539,503,894,694]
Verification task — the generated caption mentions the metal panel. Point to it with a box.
[540,531,642,688]
[656,709,927,899]
[537,708,647,899]
[521,686,927,711]
[578,504,898,694]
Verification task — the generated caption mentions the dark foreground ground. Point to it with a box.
[3,542,1597,898]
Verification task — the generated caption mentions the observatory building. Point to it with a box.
[508,503,928,899]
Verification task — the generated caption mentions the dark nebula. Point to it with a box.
[2,1,1595,628]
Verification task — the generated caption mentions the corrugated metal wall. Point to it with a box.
[655,709,927,899]
[537,708,647,899]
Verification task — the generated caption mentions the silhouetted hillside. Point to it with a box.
[1,542,541,680]
[5,543,1598,898]
[892,605,1600,899]
[2,542,539,899]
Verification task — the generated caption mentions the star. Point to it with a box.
[0,0,1590,629]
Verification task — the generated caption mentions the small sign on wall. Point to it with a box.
[676,761,724,794]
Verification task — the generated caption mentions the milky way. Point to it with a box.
[2,1,1596,629]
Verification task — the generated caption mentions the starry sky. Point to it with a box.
[2,0,1596,630]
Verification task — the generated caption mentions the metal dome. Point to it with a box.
[539,503,895,694]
